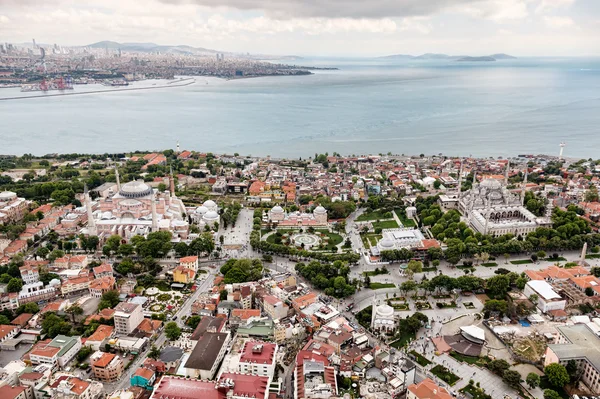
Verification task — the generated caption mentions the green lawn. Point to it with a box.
[356,210,393,221]
[368,282,396,290]
[409,350,432,366]
[587,254,600,259]
[544,257,567,262]
[364,269,389,277]
[481,262,498,267]
[510,259,532,265]
[390,330,416,349]
[393,209,416,227]
[366,234,382,247]
[450,352,480,365]
[372,220,399,229]
[431,365,460,386]
[315,230,343,246]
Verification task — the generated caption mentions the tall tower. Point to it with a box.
[115,167,121,192]
[559,142,566,160]
[84,185,96,236]
[169,166,175,197]
[472,170,477,186]
[521,167,529,206]
[176,141,180,154]
[504,160,510,186]
[457,160,463,197]
[580,242,588,265]
[370,296,377,330]
[151,195,158,233]
[484,197,491,235]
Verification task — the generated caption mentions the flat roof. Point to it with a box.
[548,324,600,371]
[527,280,562,300]
[184,332,228,371]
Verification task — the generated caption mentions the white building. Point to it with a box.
[524,280,566,313]
[371,299,396,333]
[113,302,144,335]
[238,341,277,378]
[29,335,82,369]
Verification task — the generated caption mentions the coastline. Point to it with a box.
[0,78,196,101]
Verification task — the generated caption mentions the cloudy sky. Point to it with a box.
[1,0,598,56]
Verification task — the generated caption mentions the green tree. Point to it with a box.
[48,249,65,262]
[164,322,182,341]
[185,315,202,329]
[7,278,23,293]
[526,372,540,389]
[66,305,84,323]
[118,244,135,257]
[98,290,120,310]
[148,345,161,360]
[76,346,93,362]
[16,302,39,315]
[544,363,570,388]
[486,275,510,299]
[543,390,561,399]
[0,315,10,324]
[502,369,522,388]
[488,359,511,375]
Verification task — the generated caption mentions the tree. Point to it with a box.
[400,280,417,296]
[0,315,10,324]
[488,359,511,375]
[544,363,570,388]
[36,247,50,259]
[7,278,23,293]
[164,322,182,341]
[16,302,39,315]
[118,244,135,257]
[526,372,540,389]
[407,260,423,275]
[220,290,228,300]
[66,305,84,323]
[185,315,202,330]
[586,286,595,296]
[48,249,65,262]
[76,346,93,362]
[98,290,120,310]
[148,345,161,360]
[486,275,510,299]
[543,390,561,399]
[502,369,522,388]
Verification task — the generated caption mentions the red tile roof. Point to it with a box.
[151,376,226,399]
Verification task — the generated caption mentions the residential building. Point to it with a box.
[29,335,82,369]
[262,295,288,320]
[91,352,124,382]
[92,263,113,278]
[0,385,34,399]
[407,378,453,399]
[53,376,102,399]
[545,324,600,394]
[19,264,39,285]
[172,266,196,284]
[0,324,20,343]
[524,280,566,313]
[114,302,144,335]
[18,282,57,304]
[184,332,230,379]
[61,275,92,296]
[86,325,114,351]
[238,341,277,378]
[89,276,116,298]
[130,367,156,390]
[179,256,198,272]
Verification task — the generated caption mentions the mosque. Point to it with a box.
[457,163,552,236]
[268,205,328,227]
[190,199,221,229]
[84,169,190,241]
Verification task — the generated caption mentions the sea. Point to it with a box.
[1,57,599,159]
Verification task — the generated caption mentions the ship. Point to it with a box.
[102,79,129,87]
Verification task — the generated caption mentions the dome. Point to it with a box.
[379,238,395,249]
[203,210,219,221]
[203,200,217,209]
[480,179,501,190]
[271,205,284,213]
[195,206,209,215]
[119,180,153,198]
[49,278,61,287]
[314,205,327,214]
[101,211,113,220]
[375,304,394,318]
[0,191,16,201]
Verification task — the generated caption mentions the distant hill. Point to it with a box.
[378,52,517,61]
[456,56,496,62]
[85,41,218,55]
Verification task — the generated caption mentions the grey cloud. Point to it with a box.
[158,0,488,19]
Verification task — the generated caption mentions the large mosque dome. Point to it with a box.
[480,179,502,190]
[119,180,153,198]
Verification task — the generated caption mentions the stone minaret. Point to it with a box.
[169,166,175,197]
[85,185,96,236]
[115,167,121,192]
[151,195,158,233]
[472,170,477,187]
[457,160,463,197]
[521,168,529,206]
[504,161,510,186]
[581,242,588,265]
[484,197,491,235]
[371,296,377,330]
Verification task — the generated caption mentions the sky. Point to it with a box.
[0,0,599,56]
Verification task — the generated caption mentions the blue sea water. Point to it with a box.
[1,57,599,158]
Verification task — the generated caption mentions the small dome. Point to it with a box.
[119,180,153,198]
[314,206,327,214]
[271,206,284,213]
[0,191,17,201]
[101,211,113,220]
[379,238,395,249]
[203,210,219,221]
[49,278,61,287]
[480,179,501,190]
[195,206,209,215]
[376,304,394,318]
[203,200,217,208]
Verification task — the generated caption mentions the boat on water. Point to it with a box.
[102,80,129,87]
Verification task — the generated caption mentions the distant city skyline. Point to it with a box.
[1,0,599,57]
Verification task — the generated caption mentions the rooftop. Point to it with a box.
[184,332,228,371]
[239,341,276,365]
[150,376,226,399]
[548,324,600,371]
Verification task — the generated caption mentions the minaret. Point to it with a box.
[580,242,588,265]
[457,160,463,197]
[151,194,158,233]
[504,161,510,186]
[484,197,491,235]
[370,296,377,330]
[521,167,528,206]
[84,185,96,236]
[472,170,477,187]
[115,167,121,192]
[176,141,180,153]
[169,166,175,197]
